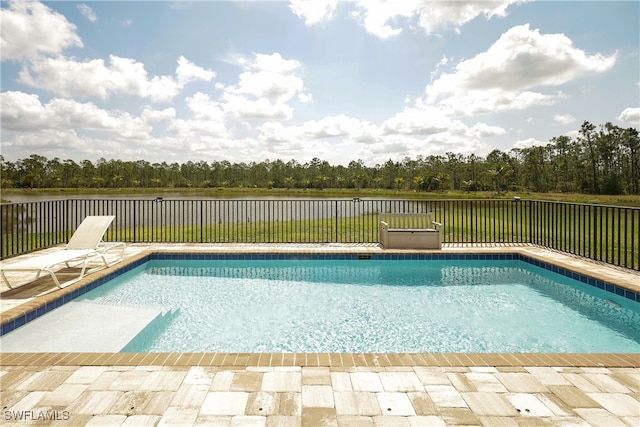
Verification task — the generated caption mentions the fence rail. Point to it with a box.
[1,198,638,270]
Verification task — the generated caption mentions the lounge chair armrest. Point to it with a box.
[432,221,442,229]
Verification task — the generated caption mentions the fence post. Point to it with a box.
[335,200,339,242]
[200,200,203,243]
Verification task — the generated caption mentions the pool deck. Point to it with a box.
[1,244,639,426]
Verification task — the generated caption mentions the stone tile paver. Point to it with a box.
[330,372,352,391]
[524,367,572,386]
[376,392,416,416]
[413,367,450,386]
[504,393,555,417]
[406,392,437,416]
[65,366,108,384]
[335,415,374,426]
[277,392,302,416]
[183,366,217,385]
[265,415,300,427]
[334,392,380,416]
[587,392,640,417]
[407,415,446,426]
[301,407,337,427]
[465,372,509,392]
[232,371,265,392]
[39,383,88,407]
[141,391,175,415]
[156,406,199,426]
[170,383,209,407]
[461,392,520,416]
[121,414,161,426]
[350,372,384,392]
[211,370,236,391]
[200,392,250,416]
[245,391,278,415]
[262,371,301,392]
[2,360,638,426]
[562,372,603,393]
[547,385,601,408]
[495,372,549,393]
[302,367,331,386]
[583,373,632,393]
[378,371,424,392]
[230,415,266,426]
[447,372,477,392]
[193,414,232,426]
[84,414,127,426]
[302,385,334,408]
[424,385,468,408]
[66,390,122,415]
[573,408,630,427]
[15,370,72,391]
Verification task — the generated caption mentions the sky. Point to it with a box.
[1,0,639,167]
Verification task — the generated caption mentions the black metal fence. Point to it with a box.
[1,198,638,270]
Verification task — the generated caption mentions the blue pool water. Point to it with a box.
[73,258,640,353]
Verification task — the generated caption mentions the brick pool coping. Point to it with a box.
[1,244,639,369]
[1,351,639,368]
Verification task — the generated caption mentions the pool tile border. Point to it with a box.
[1,351,638,367]
[1,249,638,338]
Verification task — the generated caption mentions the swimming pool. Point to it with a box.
[3,253,638,353]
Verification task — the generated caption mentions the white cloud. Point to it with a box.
[141,107,176,124]
[470,122,506,138]
[289,0,337,26]
[554,113,576,125]
[251,53,301,73]
[0,0,83,61]
[444,24,616,92]
[298,93,313,103]
[413,0,525,35]
[256,108,505,165]
[232,71,303,103]
[222,53,306,120]
[354,0,525,39]
[513,137,547,149]
[0,90,230,161]
[18,55,215,102]
[425,24,616,115]
[383,107,458,136]
[223,94,295,121]
[259,122,302,144]
[77,4,96,23]
[176,56,216,84]
[0,91,150,138]
[171,92,229,139]
[354,0,418,39]
[302,115,378,141]
[617,107,640,127]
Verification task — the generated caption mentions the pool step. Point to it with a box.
[0,301,162,352]
[121,308,181,352]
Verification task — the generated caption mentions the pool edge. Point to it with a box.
[1,352,638,368]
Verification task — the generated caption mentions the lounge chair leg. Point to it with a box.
[44,269,63,288]
[1,271,14,289]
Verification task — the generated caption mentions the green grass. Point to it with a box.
[3,187,640,206]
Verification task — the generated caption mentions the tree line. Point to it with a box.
[1,121,638,195]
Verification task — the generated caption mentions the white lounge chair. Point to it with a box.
[0,215,125,289]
